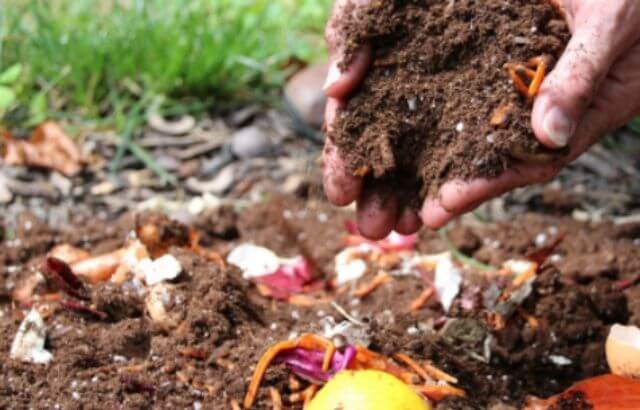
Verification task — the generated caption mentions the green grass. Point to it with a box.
[0,0,332,126]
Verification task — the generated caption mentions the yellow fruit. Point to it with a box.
[307,370,430,410]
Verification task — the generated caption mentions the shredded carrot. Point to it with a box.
[288,376,302,392]
[287,294,333,307]
[409,287,435,313]
[377,252,401,269]
[268,387,282,410]
[354,346,419,385]
[518,308,539,329]
[527,56,548,98]
[485,312,506,331]
[290,385,318,405]
[352,271,391,298]
[423,361,459,384]
[48,244,90,265]
[353,165,371,177]
[394,353,433,383]
[243,335,330,409]
[506,66,531,97]
[416,384,466,401]
[303,385,318,407]
[41,292,62,302]
[231,399,242,410]
[255,283,273,298]
[322,342,336,371]
[512,263,538,287]
[71,248,127,283]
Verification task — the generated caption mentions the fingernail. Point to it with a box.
[323,62,341,92]
[543,107,575,148]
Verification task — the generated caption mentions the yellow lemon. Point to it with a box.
[307,370,430,410]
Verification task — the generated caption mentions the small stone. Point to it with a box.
[90,180,119,196]
[178,160,201,179]
[455,122,465,132]
[0,175,13,204]
[284,63,329,128]
[282,173,309,195]
[185,164,236,194]
[50,172,72,196]
[230,126,274,159]
[148,114,196,136]
[228,105,261,127]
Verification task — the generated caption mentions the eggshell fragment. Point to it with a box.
[606,324,640,377]
[10,309,53,365]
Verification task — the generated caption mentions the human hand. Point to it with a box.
[322,0,640,239]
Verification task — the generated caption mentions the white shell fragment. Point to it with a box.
[434,255,463,312]
[146,283,179,330]
[334,247,367,285]
[503,259,537,276]
[322,317,371,347]
[227,243,280,279]
[10,309,53,365]
[137,254,183,286]
[606,323,640,377]
[394,252,451,276]
[549,355,572,366]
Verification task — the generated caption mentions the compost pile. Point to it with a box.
[330,0,570,202]
[1,195,640,409]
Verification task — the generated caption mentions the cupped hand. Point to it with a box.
[323,0,640,239]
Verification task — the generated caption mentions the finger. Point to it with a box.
[324,0,372,98]
[532,2,640,149]
[395,207,422,235]
[324,45,372,98]
[420,198,456,230]
[356,186,398,240]
[322,136,363,206]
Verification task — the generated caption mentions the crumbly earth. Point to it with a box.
[331,0,571,203]
[1,196,639,409]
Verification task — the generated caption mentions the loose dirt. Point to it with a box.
[330,0,570,204]
[1,195,640,409]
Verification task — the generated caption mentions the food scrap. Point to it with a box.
[243,334,464,409]
[10,309,53,365]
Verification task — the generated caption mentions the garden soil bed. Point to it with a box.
[331,0,571,203]
[1,194,640,409]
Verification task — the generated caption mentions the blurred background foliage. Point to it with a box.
[0,0,333,126]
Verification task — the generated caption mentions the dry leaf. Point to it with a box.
[2,122,83,176]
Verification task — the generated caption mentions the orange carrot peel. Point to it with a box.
[505,55,552,102]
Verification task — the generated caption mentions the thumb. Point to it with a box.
[532,3,633,149]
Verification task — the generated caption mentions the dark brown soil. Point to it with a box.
[1,197,640,409]
[331,0,570,203]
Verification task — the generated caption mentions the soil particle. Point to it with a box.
[331,0,570,204]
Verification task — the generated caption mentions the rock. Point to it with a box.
[186,164,236,194]
[91,180,120,196]
[284,63,329,128]
[230,126,274,159]
[49,172,72,196]
[228,105,262,127]
[148,114,196,136]
[178,159,201,179]
[0,175,13,204]
[282,173,309,196]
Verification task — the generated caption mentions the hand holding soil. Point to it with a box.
[323,0,640,239]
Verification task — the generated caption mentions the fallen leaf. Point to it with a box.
[2,122,83,176]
